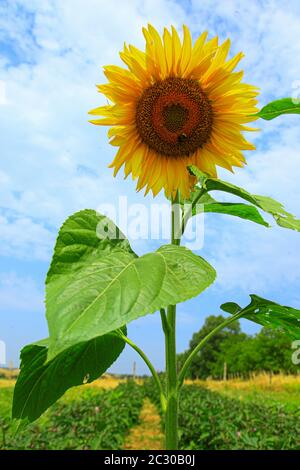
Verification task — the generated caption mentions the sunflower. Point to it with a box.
[89,24,259,199]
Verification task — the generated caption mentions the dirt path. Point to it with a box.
[123,398,164,450]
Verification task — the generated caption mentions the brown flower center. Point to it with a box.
[135,77,213,157]
[163,103,189,133]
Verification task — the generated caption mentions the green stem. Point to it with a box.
[160,308,170,335]
[177,312,243,389]
[165,304,178,449]
[165,193,181,450]
[120,334,167,413]
[180,186,207,236]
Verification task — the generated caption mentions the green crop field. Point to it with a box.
[178,386,300,450]
[1,378,299,450]
[0,381,144,450]
[144,378,300,450]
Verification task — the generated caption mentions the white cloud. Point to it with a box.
[190,0,300,100]
[0,211,54,260]
[0,271,44,313]
[0,79,7,104]
[209,221,300,294]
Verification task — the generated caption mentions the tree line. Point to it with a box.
[177,315,299,379]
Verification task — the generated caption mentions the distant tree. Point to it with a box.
[252,327,298,373]
[178,317,298,379]
[217,327,298,376]
[178,315,242,379]
[211,333,251,378]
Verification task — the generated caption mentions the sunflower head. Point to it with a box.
[89,24,259,199]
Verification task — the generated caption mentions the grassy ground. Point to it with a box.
[0,368,19,389]
[0,368,19,380]
[0,386,14,418]
[124,398,164,450]
[0,372,144,391]
[188,373,300,412]
[0,379,15,388]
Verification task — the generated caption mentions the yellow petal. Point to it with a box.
[142,27,160,80]
[180,25,192,76]
[128,44,147,67]
[109,137,139,175]
[131,145,146,179]
[120,50,150,85]
[196,149,217,177]
[163,27,173,75]
[193,31,208,58]
[185,31,209,77]
[171,25,182,75]
[202,36,218,56]
[223,52,244,73]
[103,65,142,92]
[147,23,167,78]
[188,53,214,79]
[97,84,139,104]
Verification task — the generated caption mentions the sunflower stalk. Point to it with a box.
[164,193,181,450]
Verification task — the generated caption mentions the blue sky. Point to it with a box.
[0,0,300,374]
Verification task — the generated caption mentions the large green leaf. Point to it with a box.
[188,166,300,232]
[255,98,300,120]
[12,329,126,423]
[221,295,300,339]
[47,210,216,359]
[188,192,269,227]
[204,202,269,226]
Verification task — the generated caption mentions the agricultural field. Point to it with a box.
[0,380,144,450]
[178,386,300,449]
[0,374,299,450]
[145,375,300,450]
[197,373,300,412]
